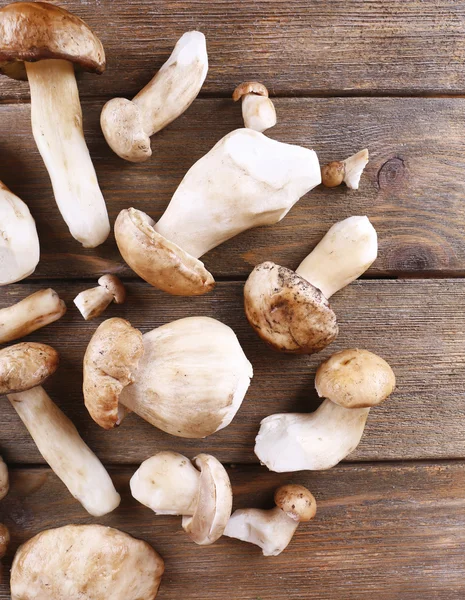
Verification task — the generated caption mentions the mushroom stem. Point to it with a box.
[25,59,109,248]
[74,286,113,321]
[8,386,121,516]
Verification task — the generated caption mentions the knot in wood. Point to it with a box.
[377,157,405,189]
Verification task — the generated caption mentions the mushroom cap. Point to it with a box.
[0,456,8,501]
[244,262,338,354]
[0,2,105,81]
[0,342,59,395]
[274,484,317,522]
[315,348,396,409]
[98,274,126,304]
[0,523,10,560]
[100,98,151,163]
[115,208,215,296]
[321,161,345,187]
[233,81,269,101]
[182,454,233,545]
[83,317,144,430]
[10,524,164,600]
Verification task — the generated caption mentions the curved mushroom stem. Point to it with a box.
[8,386,121,516]
[25,59,109,248]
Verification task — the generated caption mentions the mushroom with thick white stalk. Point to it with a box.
[0,342,121,516]
[224,484,316,556]
[0,456,10,559]
[233,81,277,133]
[101,31,208,163]
[74,274,126,320]
[10,524,164,600]
[255,349,396,471]
[244,216,377,354]
[131,451,232,545]
[83,316,253,437]
[321,149,369,190]
[115,128,321,295]
[0,2,110,248]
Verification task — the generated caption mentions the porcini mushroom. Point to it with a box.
[0,2,110,248]
[0,180,40,286]
[224,484,316,556]
[255,349,396,471]
[0,288,66,344]
[83,316,253,437]
[115,128,321,295]
[244,216,377,354]
[101,31,208,163]
[0,456,9,559]
[10,524,164,600]
[131,451,232,545]
[74,274,126,320]
[1,342,120,516]
[321,149,369,190]
[233,81,277,133]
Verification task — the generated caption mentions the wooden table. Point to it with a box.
[1,1,465,598]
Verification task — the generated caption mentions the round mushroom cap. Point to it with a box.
[115,208,215,296]
[0,342,59,395]
[101,98,151,163]
[244,262,338,354]
[315,348,396,409]
[98,274,126,304]
[0,456,8,501]
[0,523,10,559]
[182,454,233,545]
[233,81,269,101]
[274,484,317,522]
[321,161,345,187]
[10,524,164,600]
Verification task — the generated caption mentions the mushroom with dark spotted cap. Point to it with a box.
[233,81,276,132]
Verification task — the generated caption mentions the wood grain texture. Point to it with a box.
[0,461,464,599]
[1,279,464,465]
[0,97,464,279]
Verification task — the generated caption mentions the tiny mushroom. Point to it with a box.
[101,31,208,162]
[255,349,396,471]
[0,342,121,516]
[0,2,109,247]
[244,216,377,354]
[321,149,369,190]
[0,456,9,560]
[115,128,321,295]
[74,274,126,320]
[224,484,316,556]
[10,524,164,600]
[232,81,277,133]
[131,451,232,545]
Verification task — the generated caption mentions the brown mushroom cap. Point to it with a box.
[321,161,345,187]
[244,262,338,354]
[0,2,105,81]
[0,342,59,395]
[0,523,10,559]
[274,484,317,522]
[233,81,269,101]
[98,274,126,304]
[115,208,215,296]
[315,348,396,409]
[0,456,8,501]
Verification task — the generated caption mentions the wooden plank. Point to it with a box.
[0,97,464,279]
[1,279,464,465]
[0,461,464,599]
[1,0,465,99]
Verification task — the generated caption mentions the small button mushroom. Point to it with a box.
[101,31,208,163]
[130,451,232,545]
[74,274,126,320]
[321,149,369,190]
[233,81,277,133]
[114,128,321,296]
[224,484,316,556]
[244,216,378,354]
[255,349,396,471]
[10,525,164,600]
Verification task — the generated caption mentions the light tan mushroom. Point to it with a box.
[74,274,126,320]
[10,524,164,600]
[321,149,369,190]
[233,81,276,132]
[131,451,232,545]
[0,456,9,559]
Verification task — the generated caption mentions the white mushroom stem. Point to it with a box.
[241,94,277,133]
[343,149,369,190]
[8,386,121,516]
[25,59,110,248]
[74,286,113,320]
[295,216,378,299]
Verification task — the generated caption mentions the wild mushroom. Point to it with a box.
[101,31,208,163]
[232,81,277,133]
[115,128,321,295]
[224,484,316,556]
[255,349,396,471]
[244,216,377,354]
[1,342,121,516]
[131,451,232,545]
[0,180,40,286]
[10,524,164,600]
[0,288,66,344]
[0,456,9,559]
[83,316,253,437]
[74,274,126,320]
[321,149,369,190]
[0,2,109,248]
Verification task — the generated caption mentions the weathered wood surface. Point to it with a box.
[0,462,464,599]
[1,97,464,279]
[1,279,464,465]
